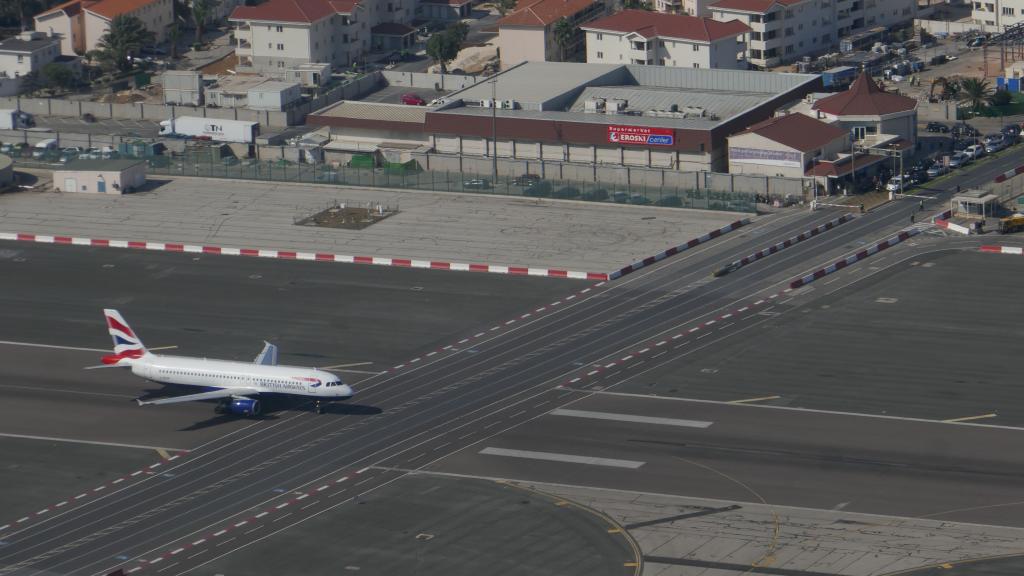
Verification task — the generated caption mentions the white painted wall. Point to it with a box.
[585,30,745,69]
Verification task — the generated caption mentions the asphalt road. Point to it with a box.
[431,393,1024,527]
[0,146,1021,575]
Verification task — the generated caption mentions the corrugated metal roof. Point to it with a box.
[569,85,768,122]
[445,62,627,110]
[316,101,428,123]
[432,105,724,129]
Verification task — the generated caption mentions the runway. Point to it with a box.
[0,176,1018,575]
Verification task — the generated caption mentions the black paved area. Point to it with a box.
[611,249,1024,425]
[892,555,1024,576]
[0,437,158,528]
[431,393,1024,527]
[193,474,636,576]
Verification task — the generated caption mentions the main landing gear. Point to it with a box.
[315,400,326,414]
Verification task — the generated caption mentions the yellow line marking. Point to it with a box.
[940,563,953,569]
[729,395,781,404]
[944,413,997,423]
[147,345,178,351]
[623,562,639,567]
[607,528,622,534]
[320,362,373,369]
[156,448,171,460]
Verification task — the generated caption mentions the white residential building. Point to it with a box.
[230,0,416,75]
[656,0,715,17]
[497,0,610,68]
[972,0,1024,29]
[709,0,915,69]
[0,31,65,96]
[582,9,749,69]
[34,0,173,56]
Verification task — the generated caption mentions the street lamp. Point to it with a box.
[490,77,497,185]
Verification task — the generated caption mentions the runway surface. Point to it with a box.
[0,165,1018,575]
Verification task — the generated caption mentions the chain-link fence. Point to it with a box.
[142,148,759,213]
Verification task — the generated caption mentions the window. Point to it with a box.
[596,51,603,58]
[17,55,23,63]
[387,2,393,10]
[596,32,603,40]
[785,27,794,36]
[1004,6,1015,13]
[692,43,699,51]
[693,62,700,68]
[785,44,794,54]
[276,25,284,32]
[277,43,284,50]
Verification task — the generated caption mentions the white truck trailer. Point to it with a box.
[158,116,259,143]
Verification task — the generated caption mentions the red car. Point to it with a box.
[401,93,426,106]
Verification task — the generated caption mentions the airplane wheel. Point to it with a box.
[316,404,326,414]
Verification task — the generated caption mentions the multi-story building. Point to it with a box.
[656,0,715,17]
[34,0,173,56]
[229,0,416,75]
[582,9,749,69]
[972,0,1024,29]
[709,0,915,68]
[0,31,65,96]
[497,0,611,68]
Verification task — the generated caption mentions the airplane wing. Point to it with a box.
[136,388,260,406]
[254,342,278,366]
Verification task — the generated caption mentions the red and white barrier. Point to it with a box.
[980,245,1024,255]
[721,214,856,274]
[789,228,920,289]
[931,209,953,223]
[0,232,609,281]
[933,219,972,235]
[609,218,750,280]
[994,165,1024,183]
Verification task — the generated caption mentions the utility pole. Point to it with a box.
[491,77,497,184]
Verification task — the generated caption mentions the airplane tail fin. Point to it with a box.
[101,309,149,365]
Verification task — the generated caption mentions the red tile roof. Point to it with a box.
[581,10,749,42]
[813,72,917,117]
[36,0,91,18]
[499,0,599,27]
[229,0,357,23]
[735,113,846,153]
[709,0,802,13]
[86,0,166,19]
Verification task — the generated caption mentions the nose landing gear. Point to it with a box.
[315,400,326,414]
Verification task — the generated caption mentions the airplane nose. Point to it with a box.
[339,384,354,399]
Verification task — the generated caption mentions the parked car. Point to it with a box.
[463,178,492,189]
[81,147,101,160]
[926,162,949,178]
[1002,124,1021,139]
[61,146,83,156]
[952,123,979,138]
[948,152,970,168]
[983,133,1004,145]
[552,186,581,199]
[906,169,929,185]
[523,181,552,197]
[512,173,541,186]
[655,195,683,207]
[964,144,986,159]
[967,36,986,48]
[611,191,629,203]
[400,93,426,106]
[629,193,652,205]
[926,122,950,133]
[100,145,117,159]
[985,138,1008,154]
[885,175,907,192]
[81,112,96,123]
[581,188,608,201]
[140,45,167,55]
[953,139,970,151]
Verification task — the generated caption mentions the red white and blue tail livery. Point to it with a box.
[95,309,353,416]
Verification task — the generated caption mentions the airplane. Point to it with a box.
[95,309,354,416]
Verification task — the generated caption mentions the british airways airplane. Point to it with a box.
[96,309,354,416]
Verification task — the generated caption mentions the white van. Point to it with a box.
[32,138,58,158]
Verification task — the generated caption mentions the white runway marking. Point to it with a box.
[479,447,645,469]
[0,432,186,452]
[551,408,712,428]
[0,339,107,352]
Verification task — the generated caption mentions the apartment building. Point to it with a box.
[497,0,611,68]
[582,10,749,69]
[230,0,416,74]
[709,0,915,68]
[34,0,173,56]
[0,31,64,96]
[972,0,1024,29]
[655,0,716,17]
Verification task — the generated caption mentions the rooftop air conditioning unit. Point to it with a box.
[502,99,517,109]
[682,106,705,117]
[606,99,628,113]
[481,99,493,108]
[584,97,606,112]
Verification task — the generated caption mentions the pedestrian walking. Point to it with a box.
[919,199,924,211]
[910,213,915,224]
[956,184,961,193]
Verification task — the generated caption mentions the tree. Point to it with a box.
[989,88,1012,107]
[18,71,41,95]
[447,20,469,44]
[552,17,578,61]
[0,0,42,30]
[958,77,993,113]
[623,0,653,9]
[190,0,221,44]
[40,62,75,91]
[426,31,460,74]
[168,19,181,59]
[93,15,156,72]
[496,0,516,16]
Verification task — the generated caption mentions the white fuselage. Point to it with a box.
[130,354,353,399]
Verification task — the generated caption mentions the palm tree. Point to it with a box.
[190,0,221,44]
[552,17,578,62]
[958,77,993,113]
[94,15,156,72]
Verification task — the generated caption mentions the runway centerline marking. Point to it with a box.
[729,395,781,404]
[479,447,645,469]
[550,408,712,428]
[944,413,998,423]
[0,339,107,353]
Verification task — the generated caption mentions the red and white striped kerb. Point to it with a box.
[994,165,1024,183]
[980,245,1024,255]
[0,232,609,281]
[789,228,920,289]
[728,214,855,271]
[608,218,750,280]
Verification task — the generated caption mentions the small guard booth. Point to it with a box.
[53,159,147,195]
